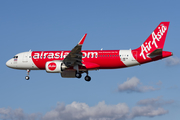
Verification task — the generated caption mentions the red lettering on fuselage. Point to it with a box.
[33,51,99,59]
[31,50,126,69]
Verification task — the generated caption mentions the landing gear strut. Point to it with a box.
[74,65,82,79]
[25,69,30,80]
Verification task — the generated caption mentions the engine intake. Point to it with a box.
[45,61,66,73]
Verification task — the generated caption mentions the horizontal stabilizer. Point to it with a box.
[147,49,162,58]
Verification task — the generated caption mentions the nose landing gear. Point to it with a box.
[25,69,30,80]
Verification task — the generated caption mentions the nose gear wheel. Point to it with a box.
[25,69,30,80]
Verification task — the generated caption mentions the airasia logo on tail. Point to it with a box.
[140,24,167,59]
[48,62,56,71]
[152,25,167,48]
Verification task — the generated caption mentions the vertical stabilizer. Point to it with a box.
[135,22,170,59]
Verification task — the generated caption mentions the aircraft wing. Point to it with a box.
[63,34,87,67]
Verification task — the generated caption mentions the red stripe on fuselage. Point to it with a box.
[31,50,126,70]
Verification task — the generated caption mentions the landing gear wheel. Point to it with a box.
[25,69,30,80]
[75,73,82,78]
[85,76,91,82]
[25,76,30,80]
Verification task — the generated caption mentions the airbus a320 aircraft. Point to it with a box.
[6,22,172,81]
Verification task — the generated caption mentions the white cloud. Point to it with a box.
[137,97,162,106]
[156,80,162,86]
[165,56,180,66]
[118,77,159,93]
[0,107,41,120]
[0,108,24,120]
[130,106,168,118]
[42,101,129,120]
[137,96,174,107]
[130,96,174,118]
[0,98,173,120]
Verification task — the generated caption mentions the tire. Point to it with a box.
[85,76,91,82]
[75,73,82,78]
[25,76,30,80]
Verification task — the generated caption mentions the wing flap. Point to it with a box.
[82,62,100,69]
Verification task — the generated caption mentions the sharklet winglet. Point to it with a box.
[78,33,87,45]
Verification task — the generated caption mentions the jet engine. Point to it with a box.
[45,61,66,73]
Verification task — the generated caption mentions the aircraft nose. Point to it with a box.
[6,59,12,68]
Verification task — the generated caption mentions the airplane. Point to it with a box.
[6,22,173,82]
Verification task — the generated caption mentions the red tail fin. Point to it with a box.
[136,22,170,59]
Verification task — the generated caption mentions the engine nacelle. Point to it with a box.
[61,71,76,78]
[45,61,66,73]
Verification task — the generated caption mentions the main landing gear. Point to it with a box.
[75,72,82,78]
[75,71,91,82]
[25,69,30,80]
[85,75,91,82]
[74,65,91,82]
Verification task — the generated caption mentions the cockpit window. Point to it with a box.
[13,56,18,58]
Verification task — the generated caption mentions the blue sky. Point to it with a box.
[1,0,180,120]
